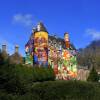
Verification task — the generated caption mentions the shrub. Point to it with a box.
[0,63,55,95]
[32,67,55,82]
[87,67,99,82]
[31,81,100,100]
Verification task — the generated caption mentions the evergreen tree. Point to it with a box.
[87,67,99,82]
[0,51,4,65]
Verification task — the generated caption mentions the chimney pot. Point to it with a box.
[15,45,19,53]
[2,44,6,52]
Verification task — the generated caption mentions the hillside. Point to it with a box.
[77,40,100,70]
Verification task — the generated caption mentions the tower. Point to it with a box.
[33,22,48,67]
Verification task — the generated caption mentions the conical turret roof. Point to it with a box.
[36,22,47,32]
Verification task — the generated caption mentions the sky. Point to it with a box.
[0,0,100,56]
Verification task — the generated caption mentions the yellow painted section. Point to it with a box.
[34,32,48,39]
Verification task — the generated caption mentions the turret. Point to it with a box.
[33,22,48,66]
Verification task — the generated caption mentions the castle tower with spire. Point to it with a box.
[33,22,48,66]
[25,22,48,66]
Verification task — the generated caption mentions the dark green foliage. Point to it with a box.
[87,67,99,82]
[0,52,5,65]
[30,81,100,100]
[0,56,55,94]
[1,81,100,100]
[0,52,55,96]
[22,57,25,64]
[32,67,55,82]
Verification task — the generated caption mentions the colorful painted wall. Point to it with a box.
[34,31,48,66]
[25,22,77,80]
[48,33,77,80]
[25,38,33,65]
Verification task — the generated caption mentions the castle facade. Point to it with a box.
[25,22,77,80]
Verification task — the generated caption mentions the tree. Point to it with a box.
[0,52,4,65]
[77,40,100,70]
[0,50,9,65]
[87,67,99,82]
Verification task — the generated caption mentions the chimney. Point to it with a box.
[15,45,19,53]
[2,44,6,52]
[64,32,70,49]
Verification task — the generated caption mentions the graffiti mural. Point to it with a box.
[25,39,33,65]
[25,22,77,80]
[34,31,48,66]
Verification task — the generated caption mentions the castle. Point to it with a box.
[25,22,77,80]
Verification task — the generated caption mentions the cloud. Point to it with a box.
[86,29,100,40]
[13,14,33,26]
